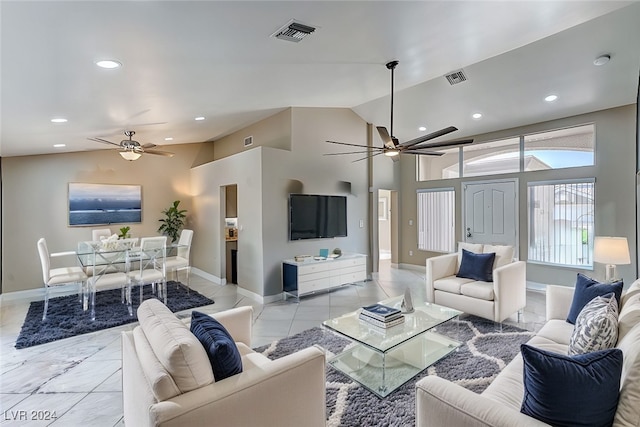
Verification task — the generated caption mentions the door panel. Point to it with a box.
[464,180,517,247]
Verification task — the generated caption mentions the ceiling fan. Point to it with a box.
[325,60,474,162]
[88,130,174,161]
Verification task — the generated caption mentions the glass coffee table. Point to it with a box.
[322,296,461,397]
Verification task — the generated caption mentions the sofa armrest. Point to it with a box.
[546,285,575,321]
[426,253,458,302]
[416,376,550,427]
[149,346,326,427]
[493,261,527,322]
[210,306,253,347]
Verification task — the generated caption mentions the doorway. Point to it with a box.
[463,179,518,252]
[377,189,398,272]
[223,184,238,284]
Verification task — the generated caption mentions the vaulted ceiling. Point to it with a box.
[1,1,638,157]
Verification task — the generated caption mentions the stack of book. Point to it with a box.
[359,303,405,328]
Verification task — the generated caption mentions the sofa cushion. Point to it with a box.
[618,293,640,342]
[483,244,514,269]
[621,279,640,308]
[137,299,214,393]
[535,319,574,347]
[568,293,618,355]
[614,323,640,427]
[132,326,181,401]
[457,249,495,282]
[520,344,623,427]
[457,242,483,269]
[566,273,623,324]
[433,275,475,295]
[190,310,243,381]
[460,281,494,301]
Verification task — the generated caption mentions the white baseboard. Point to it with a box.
[190,267,224,285]
[236,286,282,305]
[398,263,425,272]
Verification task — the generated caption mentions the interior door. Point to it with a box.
[463,180,518,248]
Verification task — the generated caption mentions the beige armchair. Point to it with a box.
[426,244,526,323]
[122,300,326,427]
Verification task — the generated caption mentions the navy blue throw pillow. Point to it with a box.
[520,344,622,427]
[190,311,242,381]
[456,249,496,282]
[566,273,623,324]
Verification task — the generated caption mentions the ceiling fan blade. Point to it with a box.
[326,140,383,150]
[376,126,396,149]
[401,150,445,156]
[351,152,384,163]
[411,138,474,149]
[399,126,459,148]
[144,149,174,157]
[323,150,375,156]
[141,143,157,149]
[88,137,121,147]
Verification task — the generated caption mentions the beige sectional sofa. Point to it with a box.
[426,243,526,322]
[416,281,640,427]
[122,299,326,427]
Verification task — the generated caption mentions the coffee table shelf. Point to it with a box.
[323,296,461,397]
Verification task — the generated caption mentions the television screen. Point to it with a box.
[289,194,347,240]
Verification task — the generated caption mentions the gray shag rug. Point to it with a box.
[254,316,534,426]
[15,281,214,349]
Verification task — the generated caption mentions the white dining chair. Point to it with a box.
[165,229,193,291]
[92,228,113,241]
[37,238,88,321]
[128,236,167,305]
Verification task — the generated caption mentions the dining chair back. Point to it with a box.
[129,236,168,304]
[165,229,193,290]
[92,228,113,241]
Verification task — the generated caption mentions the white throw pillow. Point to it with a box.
[483,244,515,269]
[568,293,619,355]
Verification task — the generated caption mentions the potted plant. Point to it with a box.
[158,200,187,243]
[117,226,131,239]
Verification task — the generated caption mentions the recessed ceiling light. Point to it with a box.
[95,60,122,69]
[195,116,205,121]
[593,54,611,66]
[472,113,483,119]
[50,118,68,123]
[53,143,66,148]
[418,126,427,132]
[164,137,173,141]
[544,94,558,102]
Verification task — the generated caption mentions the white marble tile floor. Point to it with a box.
[0,260,545,426]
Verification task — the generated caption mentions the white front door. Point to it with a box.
[463,179,518,248]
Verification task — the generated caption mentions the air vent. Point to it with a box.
[444,69,467,85]
[244,136,253,147]
[272,20,316,43]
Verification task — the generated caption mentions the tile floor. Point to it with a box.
[0,261,546,426]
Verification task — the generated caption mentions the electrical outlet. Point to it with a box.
[359,219,364,228]
[409,219,413,226]
[409,250,413,256]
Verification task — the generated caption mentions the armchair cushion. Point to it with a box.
[190,311,243,381]
[520,344,623,427]
[483,244,515,269]
[460,281,494,301]
[568,293,618,355]
[137,299,214,393]
[457,249,495,282]
[456,242,483,268]
[566,273,623,324]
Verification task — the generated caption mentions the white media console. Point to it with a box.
[282,253,367,298]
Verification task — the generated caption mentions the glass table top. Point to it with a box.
[322,296,462,353]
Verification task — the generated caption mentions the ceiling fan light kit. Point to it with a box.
[88,130,175,161]
[325,60,474,162]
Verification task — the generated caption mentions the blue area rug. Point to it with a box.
[15,281,214,349]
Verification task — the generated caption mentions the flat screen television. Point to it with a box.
[289,194,347,240]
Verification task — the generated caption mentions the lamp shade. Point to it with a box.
[593,236,631,265]
[120,151,141,161]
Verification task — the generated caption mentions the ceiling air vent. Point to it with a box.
[244,136,253,147]
[272,20,316,43]
[444,69,467,85]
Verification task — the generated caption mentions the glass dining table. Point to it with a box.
[75,239,184,320]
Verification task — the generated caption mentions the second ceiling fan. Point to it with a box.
[326,60,473,162]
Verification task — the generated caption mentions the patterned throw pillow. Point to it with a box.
[568,293,619,355]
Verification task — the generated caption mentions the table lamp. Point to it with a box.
[593,236,630,282]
